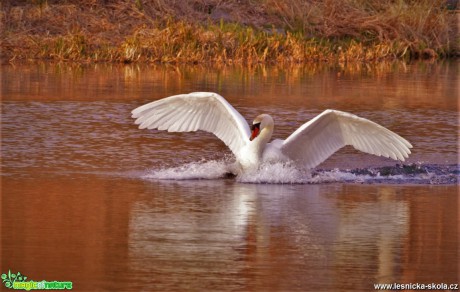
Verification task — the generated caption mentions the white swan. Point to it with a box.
[132,92,412,171]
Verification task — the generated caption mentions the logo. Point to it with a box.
[1,270,72,290]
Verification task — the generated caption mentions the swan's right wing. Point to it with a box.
[131,92,251,155]
[281,110,413,169]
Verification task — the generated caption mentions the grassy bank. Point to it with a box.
[1,0,458,64]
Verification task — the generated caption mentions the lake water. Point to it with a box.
[1,61,458,291]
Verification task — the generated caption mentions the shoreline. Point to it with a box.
[1,1,459,64]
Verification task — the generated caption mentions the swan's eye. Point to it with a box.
[250,123,261,141]
[251,122,261,131]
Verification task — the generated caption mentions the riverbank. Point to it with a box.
[1,0,458,64]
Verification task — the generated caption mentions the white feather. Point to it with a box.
[132,92,251,155]
[281,110,412,168]
[132,93,413,171]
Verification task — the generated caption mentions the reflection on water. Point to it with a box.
[1,62,458,291]
[2,61,458,111]
[2,176,458,291]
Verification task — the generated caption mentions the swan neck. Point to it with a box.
[254,126,273,149]
[239,124,273,170]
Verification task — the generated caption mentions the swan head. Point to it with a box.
[250,114,274,141]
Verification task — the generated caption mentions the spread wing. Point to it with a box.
[131,92,251,155]
[281,110,413,169]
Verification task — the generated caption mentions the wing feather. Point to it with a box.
[168,107,190,132]
[281,110,412,169]
[132,92,251,155]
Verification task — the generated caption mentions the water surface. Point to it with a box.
[1,62,458,291]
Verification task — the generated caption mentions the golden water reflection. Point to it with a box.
[2,175,457,291]
[3,61,457,112]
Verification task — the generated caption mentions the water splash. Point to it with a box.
[236,162,311,184]
[143,160,459,185]
[144,159,232,180]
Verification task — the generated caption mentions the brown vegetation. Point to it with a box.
[1,0,458,63]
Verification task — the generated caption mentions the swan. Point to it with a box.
[131,92,412,171]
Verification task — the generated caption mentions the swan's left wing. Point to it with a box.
[280,110,413,169]
[131,92,251,155]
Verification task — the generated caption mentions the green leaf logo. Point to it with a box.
[1,270,28,289]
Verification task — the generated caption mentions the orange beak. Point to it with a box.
[250,123,261,141]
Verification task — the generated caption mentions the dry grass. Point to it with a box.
[1,0,458,63]
[267,0,457,58]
